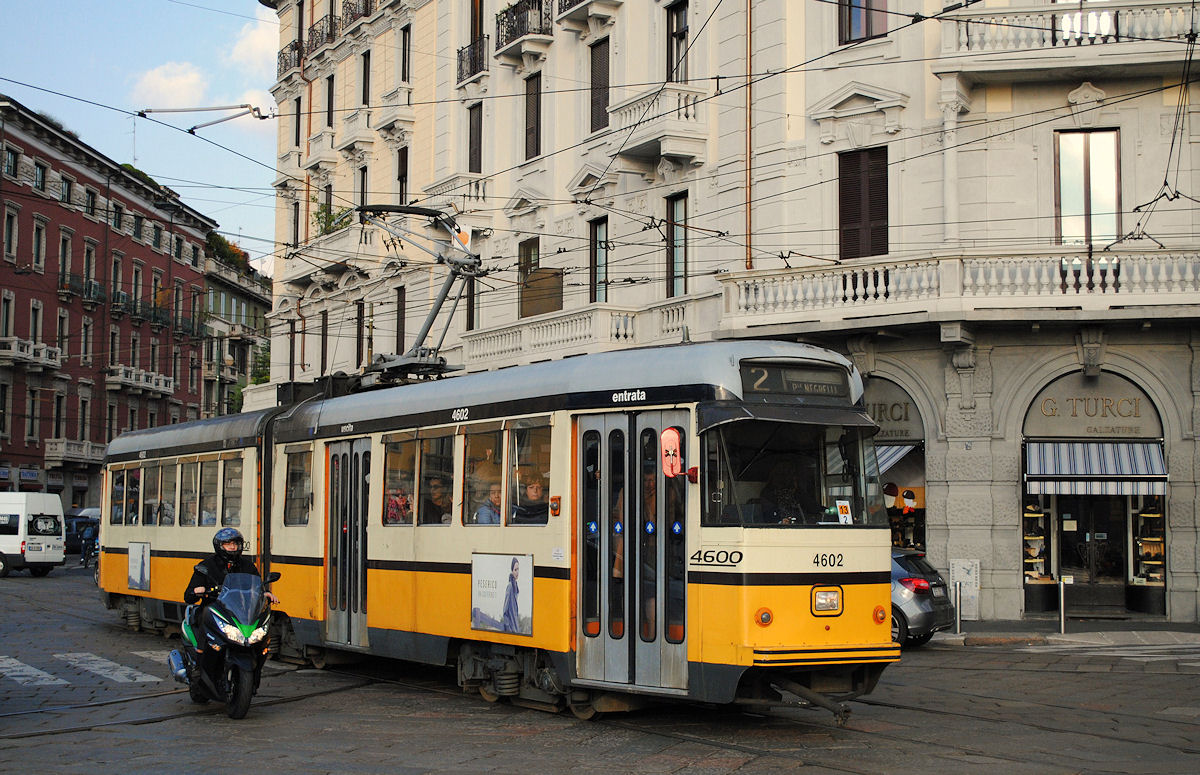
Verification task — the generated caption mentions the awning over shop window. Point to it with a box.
[1025,441,1167,495]
[876,444,916,475]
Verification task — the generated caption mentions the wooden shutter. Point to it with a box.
[468,104,482,173]
[591,39,610,132]
[526,73,541,160]
[838,147,888,260]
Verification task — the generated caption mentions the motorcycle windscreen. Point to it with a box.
[216,573,266,625]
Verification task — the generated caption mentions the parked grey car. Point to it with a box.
[891,548,955,647]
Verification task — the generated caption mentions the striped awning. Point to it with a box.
[1025,441,1167,495]
[876,444,917,475]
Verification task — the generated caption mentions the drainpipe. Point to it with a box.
[745,0,753,270]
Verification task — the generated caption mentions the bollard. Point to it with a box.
[1058,579,1066,634]
[955,581,962,635]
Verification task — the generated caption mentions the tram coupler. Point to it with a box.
[773,678,852,727]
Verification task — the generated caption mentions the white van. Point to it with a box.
[0,493,66,577]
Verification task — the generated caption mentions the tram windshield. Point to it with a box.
[701,420,886,527]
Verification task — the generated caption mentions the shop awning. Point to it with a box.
[876,444,917,475]
[1025,441,1167,495]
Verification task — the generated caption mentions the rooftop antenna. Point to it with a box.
[354,204,484,384]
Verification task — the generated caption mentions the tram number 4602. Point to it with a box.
[689,549,743,566]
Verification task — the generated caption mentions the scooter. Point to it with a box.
[168,570,280,719]
[80,536,98,568]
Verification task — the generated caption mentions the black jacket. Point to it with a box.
[184,555,260,604]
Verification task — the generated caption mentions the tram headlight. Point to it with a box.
[812,587,842,615]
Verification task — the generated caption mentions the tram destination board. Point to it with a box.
[741,364,849,399]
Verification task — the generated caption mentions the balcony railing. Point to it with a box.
[83,279,106,306]
[308,14,341,51]
[0,336,34,365]
[277,40,303,78]
[497,0,554,51]
[341,0,375,28]
[58,272,84,299]
[44,439,106,465]
[609,83,707,162]
[458,35,490,83]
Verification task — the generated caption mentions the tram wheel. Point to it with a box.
[309,649,328,670]
[568,701,601,721]
[478,682,503,703]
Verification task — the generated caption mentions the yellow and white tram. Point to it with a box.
[101,340,899,720]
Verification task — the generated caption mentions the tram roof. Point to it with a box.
[105,407,278,462]
[275,340,861,441]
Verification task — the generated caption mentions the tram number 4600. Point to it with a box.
[689,549,742,566]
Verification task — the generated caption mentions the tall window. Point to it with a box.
[1056,129,1119,246]
[394,287,406,354]
[320,309,329,374]
[25,389,38,439]
[667,1,689,82]
[326,75,335,127]
[519,237,539,318]
[590,38,610,132]
[293,96,302,147]
[60,177,73,204]
[359,165,369,209]
[57,310,68,352]
[78,397,89,441]
[3,208,17,259]
[291,200,300,246]
[2,148,16,177]
[32,220,45,270]
[840,0,888,44]
[589,217,608,303]
[666,193,687,297]
[34,162,46,191]
[468,103,483,174]
[838,146,888,260]
[111,203,123,230]
[465,276,477,331]
[525,73,541,160]
[356,301,365,367]
[401,24,412,82]
[397,146,409,205]
[361,50,372,106]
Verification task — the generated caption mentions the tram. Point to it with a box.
[100,340,899,721]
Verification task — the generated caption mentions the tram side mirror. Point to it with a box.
[660,427,683,478]
[267,572,282,583]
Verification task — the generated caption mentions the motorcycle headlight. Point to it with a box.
[247,623,269,644]
[217,620,248,645]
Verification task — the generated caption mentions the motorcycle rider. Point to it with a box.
[184,528,278,613]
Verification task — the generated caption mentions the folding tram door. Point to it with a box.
[326,438,371,648]
[576,411,689,690]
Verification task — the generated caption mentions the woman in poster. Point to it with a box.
[501,556,520,634]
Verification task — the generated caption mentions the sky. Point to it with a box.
[2,0,281,274]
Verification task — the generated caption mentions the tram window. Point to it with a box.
[382,439,416,525]
[581,431,602,637]
[159,464,177,525]
[418,436,453,524]
[608,429,625,639]
[179,462,198,526]
[638,429,658,642]
[509,426,550,525]
[199,461,218,526]
[283,451,312,526]
[222,458,243,526]
[464,429,503,525]
[108,470,125,525]
[123,468,141,525]
[142,465,160,527]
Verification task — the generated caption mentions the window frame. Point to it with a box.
[665,193,688,297]
[839,0,889,46]
[838,146,889,260]
[1054,128,1121,247]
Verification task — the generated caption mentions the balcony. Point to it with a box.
[609,83,708,164]
[277,40,303,79]
[304,127,338,173]
[227,322,265,342]
[422,173,491,214]
[556,0,622,33]
[205,257,271,301]
[307,14,341,54]
[280,225,376,288]
[82,279,106,310]
[341,0,375,33]
[458,36,490,84]
[130,298,149,323]
[44,439,106,466]
[110,290,130,319]
[937,1,1196,83]
[174,316,204,339]
[28,343,62,371]
[371,85,415,144]
[105,364,142,393]
[495,0,554,66]
[0,336,34,366]
[57,272,84,301]
[149,304,170,329]
[336,107,375,155]
[461,295,713,370]
[718,249,1200,336]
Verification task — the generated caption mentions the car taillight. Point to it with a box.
[20,540,26,556]
[899,577,931,594]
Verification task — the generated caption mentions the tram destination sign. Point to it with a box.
[741,364,849,399]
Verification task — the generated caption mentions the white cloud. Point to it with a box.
[130,62,208,109]
[228,8,277,79]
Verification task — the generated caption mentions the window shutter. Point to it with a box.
[867,146,889,256]
[526,73,541,160]
[591,39,610,132]
[838,147,888,260]
[468,104,482,173]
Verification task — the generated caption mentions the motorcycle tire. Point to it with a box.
[188,681,209,704]
[226,666,254,719]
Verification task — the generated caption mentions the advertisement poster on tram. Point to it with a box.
[471,553,533,636]
[127,542,150,591]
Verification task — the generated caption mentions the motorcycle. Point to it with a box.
[168,570,280,719]
[80,536,98,568]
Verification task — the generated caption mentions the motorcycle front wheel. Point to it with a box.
[225,666,254,719]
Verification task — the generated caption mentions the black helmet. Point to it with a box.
[213,527,244,563]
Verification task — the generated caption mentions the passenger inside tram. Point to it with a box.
[510,474,548,524]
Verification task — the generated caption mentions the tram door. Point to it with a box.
[577,412,688,690]
[326,438,371,648]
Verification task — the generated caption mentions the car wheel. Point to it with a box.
[891,606,908,644]
[907,632,934,647]
[0,555,9,579]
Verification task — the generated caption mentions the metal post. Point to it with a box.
[954,581,962,635]
[1058,579,1066,634]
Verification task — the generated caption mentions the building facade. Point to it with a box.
[201,254,272,418]
[1,94,216,509]
[260,1,1200,621]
